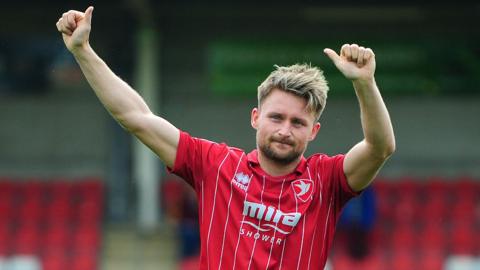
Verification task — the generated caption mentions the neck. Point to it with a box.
[257,151,302,177]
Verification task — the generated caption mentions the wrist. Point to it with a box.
[352,77,376,88]
[71,42,92,59]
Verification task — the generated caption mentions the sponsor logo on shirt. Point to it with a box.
[233,172,251,191]
[242,200,301,234]
[291,179,314,202]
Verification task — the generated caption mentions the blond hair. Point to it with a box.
[257,63,329,121]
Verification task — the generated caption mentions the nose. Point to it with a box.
[277,122,292,137]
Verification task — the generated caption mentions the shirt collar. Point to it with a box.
[247,149,307,175]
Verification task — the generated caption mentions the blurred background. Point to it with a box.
[0,0,479,269]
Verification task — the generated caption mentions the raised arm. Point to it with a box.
[56,6,179,167]
[324,44,395,192]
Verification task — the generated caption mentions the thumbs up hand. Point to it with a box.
[56,6,94,53]
[324,44,376,82]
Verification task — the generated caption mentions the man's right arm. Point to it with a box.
[56,6,179,168]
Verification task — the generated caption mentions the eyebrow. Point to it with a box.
[267,112,308,124]
[291,117,307,125]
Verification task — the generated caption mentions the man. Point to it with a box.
[56,6,395,270]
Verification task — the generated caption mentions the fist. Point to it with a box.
[324,44,376,81]
[55,6,94,53]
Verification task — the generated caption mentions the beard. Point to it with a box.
[259,138,303,165]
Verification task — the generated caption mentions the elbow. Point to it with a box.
[385,142,396,158]
[382,139,396,159]
[369,138,396,160]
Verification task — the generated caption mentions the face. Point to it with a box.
[251,89,321,165]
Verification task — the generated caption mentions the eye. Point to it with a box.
[269,114,282,121]
[292,119,306,127]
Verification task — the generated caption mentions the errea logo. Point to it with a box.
[233,172,251,191]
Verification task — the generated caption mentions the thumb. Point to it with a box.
[323,48,341,65]
[84,6,94,24]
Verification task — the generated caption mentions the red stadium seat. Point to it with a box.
[0,199,14,223]
[392,193,418,226]
[395,177,421,196]
[373,180,395,221]
[43,224,70,250]
[453,177,477,201]
[72,225,101,253]
[17,180,46,202]
[18,197,45,224]
[391,226,417,251]
[422,196,448,223]
[77,178,104,204]
[390,250,417,270]
[449,222,477,255]
[418,250,445,270]
[42,251,69,270]
[0,223,11,256]
[0,178,16,200]
[418,223,447,252]
[71,253,97,270]
[77,200,103,224]
[13,223,40,254]
[450,200,476,223]
[49,181,73,202]
[46,198,73,225]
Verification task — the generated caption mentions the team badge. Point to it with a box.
[291,179,314,202]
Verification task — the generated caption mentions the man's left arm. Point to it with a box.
[324,44,396,192]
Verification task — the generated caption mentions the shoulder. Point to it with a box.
[306,153,345,165]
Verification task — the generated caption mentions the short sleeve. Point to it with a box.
[331,154,361,205]
[317,154,361,210]
[167,131,227,189]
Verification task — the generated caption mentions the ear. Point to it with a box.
[251,108,259,129]
[308,122,321,141]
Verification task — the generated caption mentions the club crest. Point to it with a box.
[291,179,314,202]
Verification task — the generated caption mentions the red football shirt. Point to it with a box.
[169,131,359,270]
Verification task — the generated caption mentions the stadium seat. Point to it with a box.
[42,251,69,270]
[390,226,417,251]
[18,197,45,224]
[333,177,479,268]
[72,225,101,253]
[373,180,394,221]
[422,196,448,223]
[418,223,446,251]
[391,194,418,226]
[449,222,477,255]
[18,180,46,202]
[46,198,73,225]
[0,199,14,223]
[450,200,476,223]
[48,181,73,202]
[77,177,103,194]
[395,177,421,196]
[0,180,16,198]
[43,224,70,251]
[0,178,104,270]
[453,177,477,201]
[0,223,11,256]
[13,223,40,255]
[77,200,103,224]
[390,250,417,270]
[418,250,445,270]
[71,253,97,270]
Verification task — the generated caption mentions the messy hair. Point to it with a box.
[257,63,329,121]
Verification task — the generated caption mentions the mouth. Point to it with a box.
[272,140,294,147]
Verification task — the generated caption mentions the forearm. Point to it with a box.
[72,44,151,126]
[353,78,395,158]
